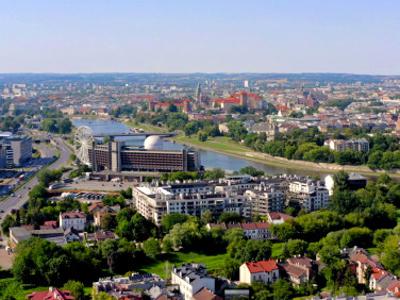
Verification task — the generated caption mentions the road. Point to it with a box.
[0,136,72,220]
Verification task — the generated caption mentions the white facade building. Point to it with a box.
[171,264,215,300]
[239,260,280,285]
[59,211,86,231]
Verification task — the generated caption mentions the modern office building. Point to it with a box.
[88,140,200,172]
[0,132,32,167]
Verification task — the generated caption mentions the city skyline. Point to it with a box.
[1,0,399,75]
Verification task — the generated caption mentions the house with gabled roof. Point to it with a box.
[239,259,279,285]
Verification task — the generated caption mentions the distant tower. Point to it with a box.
[195,83,202,103]
[244,80,249,89]
[8,103,16,116]
[239,91,248,107]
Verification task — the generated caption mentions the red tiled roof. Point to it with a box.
[371,268,389,281]
[268,212,292,222]
[387,280,400,297]
[349,251,379,269]
[28,288,74,300]
[245,259,278,273]
[213,97,241,105]
[193,287,222,300]
[241,222,270,230]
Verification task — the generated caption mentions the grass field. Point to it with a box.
[125,120,167,133]
[140,252,227,278]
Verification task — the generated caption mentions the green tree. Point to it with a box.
[381,235,400,276]
[284,239,308,257]
[218,212,242,224]
[239,166,264,177]
[272,279,293,300]
[143,237,161,259]
[161,213,190,233]
[63,280,85,300]
[57,118,72,134]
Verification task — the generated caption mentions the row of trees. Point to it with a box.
[41,118,72,134]
[241,125,400,170]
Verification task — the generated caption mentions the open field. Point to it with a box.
[125,120,167,133]
[140,252,227,278]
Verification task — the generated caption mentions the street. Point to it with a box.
[0,137,72,220]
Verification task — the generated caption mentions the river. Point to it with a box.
[71,119,323,176]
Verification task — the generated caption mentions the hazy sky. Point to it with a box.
[1,0,399,74]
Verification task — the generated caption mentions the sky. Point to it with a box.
[0,0,399,74]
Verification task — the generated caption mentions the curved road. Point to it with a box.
[0,137,72,220]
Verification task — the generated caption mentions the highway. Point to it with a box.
[0,136,72,220]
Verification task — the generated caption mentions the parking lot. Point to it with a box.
[61,180,133,192]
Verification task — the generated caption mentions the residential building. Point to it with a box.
[287,180,329,211]
[244,185,285,216]
[266,212,293,225]
[133,183,248,226]
[239,259,279,285]
[28,287,74,300]
[282,257,317,285]
[193,287,222,300]
[324,138,370,152]
[171,264,215,300]
[59,211,87,231]
[93,205,120,227]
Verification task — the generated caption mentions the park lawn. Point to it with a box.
[140,252,227,278]
[174,135,250,156]
[271,242,284,258]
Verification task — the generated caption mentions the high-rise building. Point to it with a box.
[0,133,32,167]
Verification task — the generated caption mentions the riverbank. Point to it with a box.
[127,121,400,178]
[175,135,400,178]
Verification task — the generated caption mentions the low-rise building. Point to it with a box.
[28,287,74,300]
[9,226,66,248]
[239,259,279,285]
[282,257,317,285]
[171,264,215,300]
[266,212,293,225]
[59,211,87,231]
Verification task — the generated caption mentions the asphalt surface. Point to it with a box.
[0,137,72,220]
